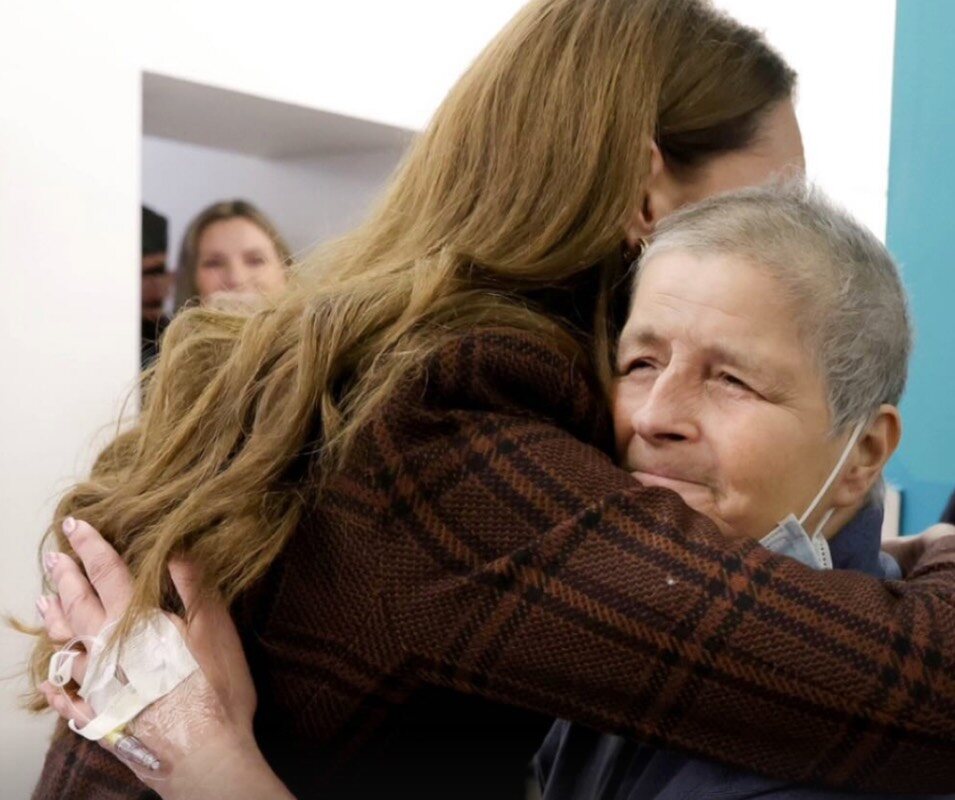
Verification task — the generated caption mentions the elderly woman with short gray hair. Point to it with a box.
[538,182,945,799]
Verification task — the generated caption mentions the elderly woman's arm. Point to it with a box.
[36,520,295,800]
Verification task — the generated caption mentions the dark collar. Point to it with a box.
[828,504,886,577]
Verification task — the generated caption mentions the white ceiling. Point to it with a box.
[143,72,415,159]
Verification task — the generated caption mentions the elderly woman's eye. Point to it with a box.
[627,359,655,374]
[719,372,751,391]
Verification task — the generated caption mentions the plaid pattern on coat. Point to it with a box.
[33,328,955,799]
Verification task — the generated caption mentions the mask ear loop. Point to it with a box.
[799,421,866,534]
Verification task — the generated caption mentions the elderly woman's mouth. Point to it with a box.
[629,469,711,492]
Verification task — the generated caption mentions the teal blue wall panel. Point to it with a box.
[885,0,955,531]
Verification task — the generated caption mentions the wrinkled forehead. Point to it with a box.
[626,246,806,335]
[626,246,793,318]
[621,248,831,406]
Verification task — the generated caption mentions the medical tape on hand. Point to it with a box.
[47,611,199,741]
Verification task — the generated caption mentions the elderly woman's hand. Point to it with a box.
[882,523,955,576]
[37,519,294,800]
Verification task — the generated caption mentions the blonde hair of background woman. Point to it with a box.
[174,199,293,309]
[24,0,795,705]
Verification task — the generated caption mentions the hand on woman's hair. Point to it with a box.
[36,520,291,799]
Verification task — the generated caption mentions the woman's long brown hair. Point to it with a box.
[25,0,794,704]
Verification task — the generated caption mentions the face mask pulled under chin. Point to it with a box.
[758,421,866,570]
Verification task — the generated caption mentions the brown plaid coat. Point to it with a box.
[33,328,955,799]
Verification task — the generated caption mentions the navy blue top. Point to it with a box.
[534,507,946,800]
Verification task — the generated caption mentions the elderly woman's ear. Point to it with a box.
[831,405,902,510]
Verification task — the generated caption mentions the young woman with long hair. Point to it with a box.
[29,1,955,798]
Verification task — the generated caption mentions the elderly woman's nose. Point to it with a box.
[632,374,700,443]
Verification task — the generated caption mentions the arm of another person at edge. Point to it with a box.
[883,523,955,576]
[374,327,955,794]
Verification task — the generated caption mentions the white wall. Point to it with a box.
[715,0,897,239]
[1,1,897,796]
[1,5,142,798]
[136,1,526,133]
[142,137,405,265]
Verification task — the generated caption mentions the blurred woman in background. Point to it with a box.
[174,200,292,309]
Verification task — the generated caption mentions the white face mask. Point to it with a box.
[759,421,866,570]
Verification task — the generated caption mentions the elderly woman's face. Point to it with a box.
[613,249,852,540]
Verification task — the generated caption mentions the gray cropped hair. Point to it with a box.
[637,182,912,435]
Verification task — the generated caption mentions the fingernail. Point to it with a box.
[36,596,50,615]
[62,517,77,537]
[43,552,59,574]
